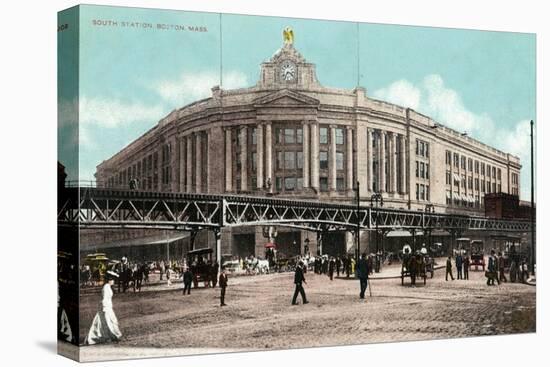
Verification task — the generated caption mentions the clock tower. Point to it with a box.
[257,27,321,89]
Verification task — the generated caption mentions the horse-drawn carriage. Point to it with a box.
[400,246,429,286]
[187,248,215,287]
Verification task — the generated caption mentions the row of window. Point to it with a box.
[415,139,430,158]
[446,191,481,208]
[445,150,502,179]
[445,170,502,193]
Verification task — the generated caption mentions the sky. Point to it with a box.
[58,5,536,200]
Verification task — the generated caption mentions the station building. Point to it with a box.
[89,33,522,260]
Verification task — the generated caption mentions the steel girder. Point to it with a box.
[57,188,533,233]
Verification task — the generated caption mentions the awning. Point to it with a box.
[386,230,424,237]
[264,242,276,248]
[469,196,475,203]
[453,173,461,181]
[461,194,468,201]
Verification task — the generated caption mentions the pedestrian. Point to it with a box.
[409,254,418,286]
[328,257,335,281]
[498,252,507,283]
[520,259,529,283]
[212,261,219,288]
[463,256,470,280]
[159,260,165,281]
[182,267,192,295]
[445,255,454,281]
[455,253,463,280]
[335,256,341,277]
[356,253,369,299]
[291,261,308,305]
[166,265,172,286]
[85,271,122,345]
[219,267,228,306]
[486,250,499,286]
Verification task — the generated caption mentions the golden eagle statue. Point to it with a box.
[283,26,294,45]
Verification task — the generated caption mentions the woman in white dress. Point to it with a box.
[85,271,122,345]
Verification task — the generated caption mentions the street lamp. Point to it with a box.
[370,192,383,272]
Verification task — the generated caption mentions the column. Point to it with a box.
[265,123,273,192]
[225,128,232,192]
[390,133,397,193]
[310,122,320,190]
[356,125,368,196]
[400,135,406,194]
[195,132,202,193]
[240,126,248,191]
[186,135,193,193]
[178,136,185,192]
[256,124,264,189]
[367,128,373,192]
[346,126,353,191]
[379,130,386,193]
[329,125,337,191]
[302,122,310,188]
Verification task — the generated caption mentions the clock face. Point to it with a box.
[280,61,296,81]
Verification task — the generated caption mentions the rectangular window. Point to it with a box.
[426,163,430,179]
[320,151,328,169]
[336,177,345,191]
[251,152,257,172]
[277,151,284,170]
[336,152,344,170]
[416,184,419,200]
[296,177,303,189]
[446,171,451,185]
[492,182,496,192]
[284,128,295,144]
[461,156,466,170]
[420,184,425,200]
[415,161,419,177]
[468,176,473,190]
[419,141,425,157]
[498,183,501,193]
[284,177,296,191]
[320,177,328,192]
[426,185,430,201]
[296,151,303,169]
[497,168,501,180]
[251,128,257,145]
[481,180,485,192]
[461,175,466,188]
[475,178,479,191]
[446,151,451,165]
[320,127,328,144]
[454,153,459,168]
[486,164,491,177]
[284,151,295,170]
[275,177,282,191]
[420,162,425,178]
[335,128,344,145]
[468,158,472,172]
[275,128,283,144]
[492,166,496,178]
[487,180,491,193]
[296,128,303,144]
[416,140,419,156]
[481,163,485,175]
[425,143,429,158]
[475,161,479,174]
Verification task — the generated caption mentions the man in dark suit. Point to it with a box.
[292,261,308,305]
[219,267,228,306]
[356,253,369,299]
[182,267,193,295]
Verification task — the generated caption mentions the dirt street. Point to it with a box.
[78,267,535,360]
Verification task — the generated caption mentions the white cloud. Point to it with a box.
[374,75,533,200]
[79,96,165,128]
[373,79,420,110]
[154,70,248,105]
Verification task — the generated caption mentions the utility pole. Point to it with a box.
[530,120,535,276]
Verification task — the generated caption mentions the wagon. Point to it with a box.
[469,253,485,271]
[187,248,214,287]
[401,255,427,286]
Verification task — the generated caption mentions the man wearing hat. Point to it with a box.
[219,267,228,306]
[291,261,308,305]
[356,253,369,299]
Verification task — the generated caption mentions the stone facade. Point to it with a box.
[94,40,521,258]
